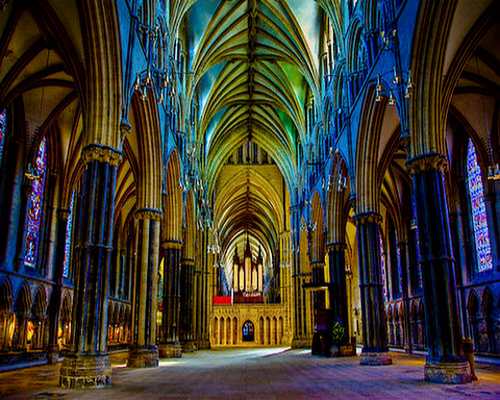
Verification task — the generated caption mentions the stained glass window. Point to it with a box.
[379,231,388,302]
[63,192,75,278]
[0,109,6,164]
[24,137,48,267]
[466,139,492,272]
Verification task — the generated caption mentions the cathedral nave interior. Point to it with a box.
[0,0,498,398]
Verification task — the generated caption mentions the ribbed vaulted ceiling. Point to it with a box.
[184,0,320,276]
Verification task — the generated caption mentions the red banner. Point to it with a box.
[212,295,232,305]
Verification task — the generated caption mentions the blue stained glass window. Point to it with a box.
[0,109,6,164]
[379,232,388,302]
[466,139,492,272]
[63,192,75,278]
[24,137,48,267]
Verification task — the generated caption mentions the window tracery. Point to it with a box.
[63,192,75,278]
[466,139,492,273]
[0,109,6,165]
[24,137,48,268]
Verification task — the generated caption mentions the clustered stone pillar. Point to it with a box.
[159,241,182,357]
[398,239,413,353]
[180,257,196,352]
[59,145,121,389]
[0,134,25,269]
[355,212,392,366]
[290,206,306,348]
[200,229,211,349]
[291,247,306,346]
[127,208,161,367]
[47,208,69,364]
[327,242,353,354]
[409,154,471,384]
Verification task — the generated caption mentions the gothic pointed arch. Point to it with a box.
[355,85,387,213]
[310,192,325,264]
[162,150,183,244]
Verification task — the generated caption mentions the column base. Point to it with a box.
[59,353,111,389]
[159,343,182,358]
[424,360,472,384]
[47,345,60,364]
[291,338,310,349]
[181,340,197,353]
[127,346,159,368]
[197,339,211,350]
[330,344,357,357]
[360,351,392,366]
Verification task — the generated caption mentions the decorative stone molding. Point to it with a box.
[353,212,382,225]
[82,144,122,167]
[211,303,291,348]
[406,152,448,175]
[135,207,162,221]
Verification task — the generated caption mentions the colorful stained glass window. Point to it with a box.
[379,231,388,302]
[24,137,48,267]
[0,109,6,164]
[63,192,75,278]
[466,139,492,272]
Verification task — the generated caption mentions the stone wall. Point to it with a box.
[210,303,291,347]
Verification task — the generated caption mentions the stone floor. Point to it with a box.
[1,348,500,399]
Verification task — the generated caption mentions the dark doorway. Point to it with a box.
[242,320,255,342]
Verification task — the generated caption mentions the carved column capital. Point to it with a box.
[57,208,70,220]
[310,260,325,267]
[327,242,346,252]
[181,257,195,267]
[81,144,122,166]
[120,120,132,139]
[161,240,183,250]
[135,207,162,221]
[406,152,448,175]
[353,211,382,225]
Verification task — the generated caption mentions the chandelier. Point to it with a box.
[375,67,413,104]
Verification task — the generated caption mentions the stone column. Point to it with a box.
[311,260,325,287]
[201,231,211,349]
[127,208,161,368]
[408,154,471,384]
[59,145,121,389]
[398,240,413,353]
[0,134,25,270]
[180,258,196,352]
[290,207,306,348]
[159,241,182,357]
[47,208,69,363]
[291,248,304,347]
[193,264,200,345]
[449,206,470,338]
[355,212,392,365]
[485,179,499,272]
[327,242,351,353]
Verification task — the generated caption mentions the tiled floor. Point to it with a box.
[1,348,500,399]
